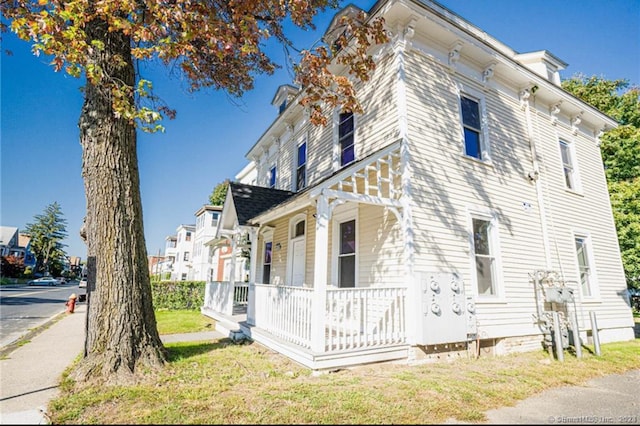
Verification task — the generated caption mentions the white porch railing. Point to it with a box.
[253,284,314,347]
[325,287,406,351]
[204,282,407,352]
[203,281,249,315]
[251,284,407,352]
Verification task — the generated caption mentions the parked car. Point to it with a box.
[56,277,68,284]
[27,276,59,286]
[78,278,87,288]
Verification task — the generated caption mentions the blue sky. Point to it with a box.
[1,0,638,261]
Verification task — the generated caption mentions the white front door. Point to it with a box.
[290,238,305,286]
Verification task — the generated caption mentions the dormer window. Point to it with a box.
[279,99,287,115]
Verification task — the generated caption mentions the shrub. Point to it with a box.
[151,280,206,310]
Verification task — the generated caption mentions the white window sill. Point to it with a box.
[463,154,494,168]
[564,188,584,197]
[474,296,507,304]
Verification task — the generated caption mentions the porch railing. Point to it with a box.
[252,284,407,352]
[203,281,249,315]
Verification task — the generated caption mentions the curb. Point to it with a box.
[0,311,67,359]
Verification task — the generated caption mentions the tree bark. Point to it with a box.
[73,18,166,384]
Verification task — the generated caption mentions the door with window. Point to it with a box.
[289,219,306,287]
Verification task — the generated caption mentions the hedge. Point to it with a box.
[151,280,206,310]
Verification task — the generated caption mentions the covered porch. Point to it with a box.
[202,141,415,370]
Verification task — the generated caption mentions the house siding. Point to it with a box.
[402,46,631,341]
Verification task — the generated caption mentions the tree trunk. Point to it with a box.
[73,18,166,384]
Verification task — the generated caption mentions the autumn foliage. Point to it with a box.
[2,0,388,128]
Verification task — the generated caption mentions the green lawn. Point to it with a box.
[48,310,640,425]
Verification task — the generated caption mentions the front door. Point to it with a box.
[290,238,305,286]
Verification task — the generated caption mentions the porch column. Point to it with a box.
[247,227,259,325]
[226,231,237,316]
[311,193,329,352]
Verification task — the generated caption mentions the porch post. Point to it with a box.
[311,193,329,352]
[247,227,259,325]
[226,231,237,316]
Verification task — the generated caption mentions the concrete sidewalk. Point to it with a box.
[0,302,223,425]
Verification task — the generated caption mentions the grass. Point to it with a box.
[154,309,216,335]
[46,310,640,425]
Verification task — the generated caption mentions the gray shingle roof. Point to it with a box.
[229,182,294,225]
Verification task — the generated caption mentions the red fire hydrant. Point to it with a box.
[65,293,77,314]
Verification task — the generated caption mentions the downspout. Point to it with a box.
[521,88,552,269]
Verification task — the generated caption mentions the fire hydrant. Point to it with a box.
[65,293,77,314]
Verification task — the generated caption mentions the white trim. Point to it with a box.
[466,206,504,301]
[331,203,358,287]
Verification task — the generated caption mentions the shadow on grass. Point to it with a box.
[165,338,254,361]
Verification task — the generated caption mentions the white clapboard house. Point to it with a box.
[201,0,635,371]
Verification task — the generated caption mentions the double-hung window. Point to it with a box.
[338,219,356,288]
[575,236,594,297]
[559,140,577,190]
[269,165,277,189]
[339,112,355,166]
[471,217,497,296]
[262,241,272,284]
[296,141,307,191]
[461,95,484,160]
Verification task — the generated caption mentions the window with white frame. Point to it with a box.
[460,95,485,160]
[183,251,190,261]
[296,140,307,191]
[471,216,498,296]
[559,140,578,190]
[185,231,192,241]
[338,219,356,288]
[575,235,595,297]
[262,241,272,284]
[338,111,355,166]
[211,212,219,227]
[269,165,277,189]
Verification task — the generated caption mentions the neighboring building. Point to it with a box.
[17,234,36,269]
[192,205,223,281]
[201,0,635,372]
[0,226,20,258]
[171,225,195,281]
[0,227,36,270]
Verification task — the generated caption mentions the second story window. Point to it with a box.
[269,165,277,189]
[296,141,307,191]
[339,112,355,166]
[559,140,578,190]
[183,252,190,261]
[461,95,483,160]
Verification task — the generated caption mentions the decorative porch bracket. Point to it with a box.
[309,140,402,210]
